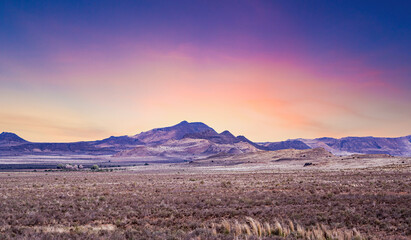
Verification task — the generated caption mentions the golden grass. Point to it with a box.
[212,217,365,240]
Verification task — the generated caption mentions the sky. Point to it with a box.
[0,0,410,142]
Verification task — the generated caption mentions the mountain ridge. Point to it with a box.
[1,122,411,157]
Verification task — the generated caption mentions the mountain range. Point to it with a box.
[1,121,411,158]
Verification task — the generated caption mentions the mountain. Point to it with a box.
[1,123,410,157]
[115,122,259,158]
[133,121,215,144]
[298,136,411,156]
[255,135,411,156]
[0,134,140,156]
[0,132,29,146]
[0,121,258,157]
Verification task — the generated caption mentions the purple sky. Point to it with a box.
[1,0,410,142]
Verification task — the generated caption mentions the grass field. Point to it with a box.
[0,163,410,239]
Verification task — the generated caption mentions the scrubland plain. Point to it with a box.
[0,162,410,240]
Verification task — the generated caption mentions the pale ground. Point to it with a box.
[1,151,410,174]
[127,155,411,174]
[0,155,111,164]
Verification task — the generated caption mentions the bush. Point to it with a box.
[56,163,64,169]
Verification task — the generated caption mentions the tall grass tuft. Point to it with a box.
[274,220,284,236]
[209,217,365,240]
[233,220,242,236]
[221,219,230,234]
[264,222,272,236]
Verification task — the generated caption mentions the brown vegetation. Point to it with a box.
[0,163,409,239]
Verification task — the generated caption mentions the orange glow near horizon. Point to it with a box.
[2,1,411,143]
[1,45,410,142]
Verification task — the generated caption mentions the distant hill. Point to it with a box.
[256,136,411,157]
[193,147,334,166]
[297,136,411,156]
[0,132,28,146]
[93,136,144,150]
[258,140,311,151]
[1,142,115,155]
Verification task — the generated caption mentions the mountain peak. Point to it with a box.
[134,121,216,144]
[174,121,210,128]
[220,130,233,135]
[220,130,236,139]
[1,131,16,135]
[1,132,23,138]
[0,132,28,144]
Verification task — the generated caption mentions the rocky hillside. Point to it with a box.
[115,122,259,158]
[114,138,259,158]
